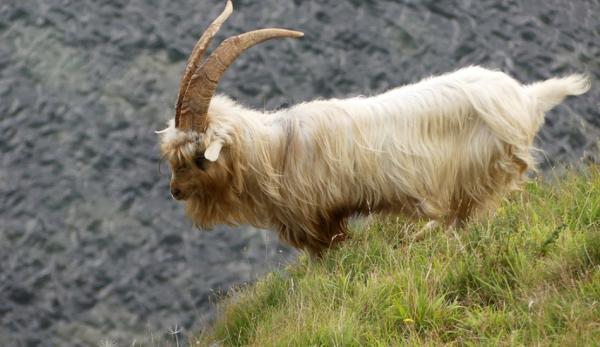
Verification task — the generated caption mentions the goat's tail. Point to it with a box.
[526,74,591,113]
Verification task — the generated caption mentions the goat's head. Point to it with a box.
[158,1,302,208]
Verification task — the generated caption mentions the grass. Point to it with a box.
[195,166,600,346]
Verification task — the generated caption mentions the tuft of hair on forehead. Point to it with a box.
[157,119,202,162]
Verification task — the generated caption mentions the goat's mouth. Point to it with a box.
[171,189,189,201]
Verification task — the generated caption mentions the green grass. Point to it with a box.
[195,167,600,347]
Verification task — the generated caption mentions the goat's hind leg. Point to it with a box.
[411,220,442,241]
[450,197,475,229]
[411,197,475,242]
[443,197,476,250]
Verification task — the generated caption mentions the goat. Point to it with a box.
[158,0,590,255]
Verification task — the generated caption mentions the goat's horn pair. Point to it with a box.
[175,0,304,132]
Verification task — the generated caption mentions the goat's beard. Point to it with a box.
[184,192,225,229]
[183,184,256,230]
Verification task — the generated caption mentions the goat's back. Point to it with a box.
[279,66,569,220]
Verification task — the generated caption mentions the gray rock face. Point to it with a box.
[0,0,598,346]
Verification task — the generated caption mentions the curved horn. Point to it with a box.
[175,0,233,129]
[180,28,304,132]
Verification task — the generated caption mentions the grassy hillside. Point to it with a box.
[197,167,600,346]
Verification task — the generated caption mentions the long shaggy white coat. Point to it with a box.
[160,66,590,255]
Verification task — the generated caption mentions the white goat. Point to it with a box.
[159,1,590,255]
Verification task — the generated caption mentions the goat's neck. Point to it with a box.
[207,96,291,220]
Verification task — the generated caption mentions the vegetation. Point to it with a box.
[196,167,600,346]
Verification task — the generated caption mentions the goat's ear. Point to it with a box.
[204,141,223,162]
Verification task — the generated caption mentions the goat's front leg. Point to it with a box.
[307,215,351,258]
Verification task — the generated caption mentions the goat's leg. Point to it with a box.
[293,215,351,258]
[411,220,441,241]
[449,197,474,229]
[328,217,349,246]
[411,197,475,242]
[441,198,475,250]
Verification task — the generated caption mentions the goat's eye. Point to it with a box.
[195,153,206,170]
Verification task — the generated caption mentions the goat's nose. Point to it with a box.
[171,187,183,200]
